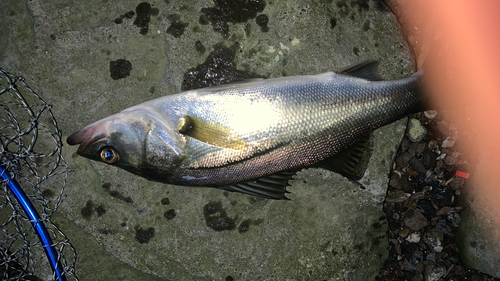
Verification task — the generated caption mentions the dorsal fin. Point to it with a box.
[196,78,265,93]
[315,133,373,180]
[335,60,382,81]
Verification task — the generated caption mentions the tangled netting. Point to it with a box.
[0,68,78,280]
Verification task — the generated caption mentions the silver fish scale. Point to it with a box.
[144,71,421,186]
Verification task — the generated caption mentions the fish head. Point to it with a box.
[67,106,186,180]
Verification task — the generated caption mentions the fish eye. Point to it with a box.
[100,147,119,164]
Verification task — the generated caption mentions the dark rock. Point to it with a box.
[416,199,437,219]
[447,211,461,227]
[396,151,412,168]
[403,259,416,271]
[404,209,428,231]
[408,141,427,157]
[418,241,429,251]
[390,170,406,190]
[423,150,437,169]
[436,218,453,234]
[387,256,399,270]
[431,187,455,207]
[388,215,401,230]
[403,271,415,281]
[404,243,423,266]
[401,138,410,152]
[409,157,426,174]
[443,233,455,248]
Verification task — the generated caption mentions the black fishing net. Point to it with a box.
[0,68,78,280]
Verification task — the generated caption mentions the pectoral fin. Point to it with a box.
[177,115,247,150]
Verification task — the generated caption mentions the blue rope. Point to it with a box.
[0,164,67,281]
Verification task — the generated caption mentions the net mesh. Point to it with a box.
[0,68,78,280]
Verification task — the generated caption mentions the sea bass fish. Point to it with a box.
[67,61,422,199]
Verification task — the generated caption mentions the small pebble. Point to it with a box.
[424,263,446,281]
[426,252,436,262]
[424,231,443,252]
[424,110,438,119]
[442,136,456,148]
[436,153,446,161]
[413,273,424,281]
[386,190,411,203]
[444,155,456,166]
[447,211,461,227]
[410,191,426,200]
[403,259,417,271]
[428,139,438,150]
[448,177,464,190]
[406,232,421,243]
[424,171,437,185]
[408,118,428,142]
[399,227,410,238]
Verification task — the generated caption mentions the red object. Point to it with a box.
[455,171,470,179]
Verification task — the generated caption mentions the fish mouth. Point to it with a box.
[67,125,107,155]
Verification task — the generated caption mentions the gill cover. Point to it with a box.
[67,108,187,180]
[143,116,186,175]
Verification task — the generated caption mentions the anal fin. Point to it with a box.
[219,170,298,200]
[315,133,373,180]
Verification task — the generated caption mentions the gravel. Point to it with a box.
[377,111,500,281]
